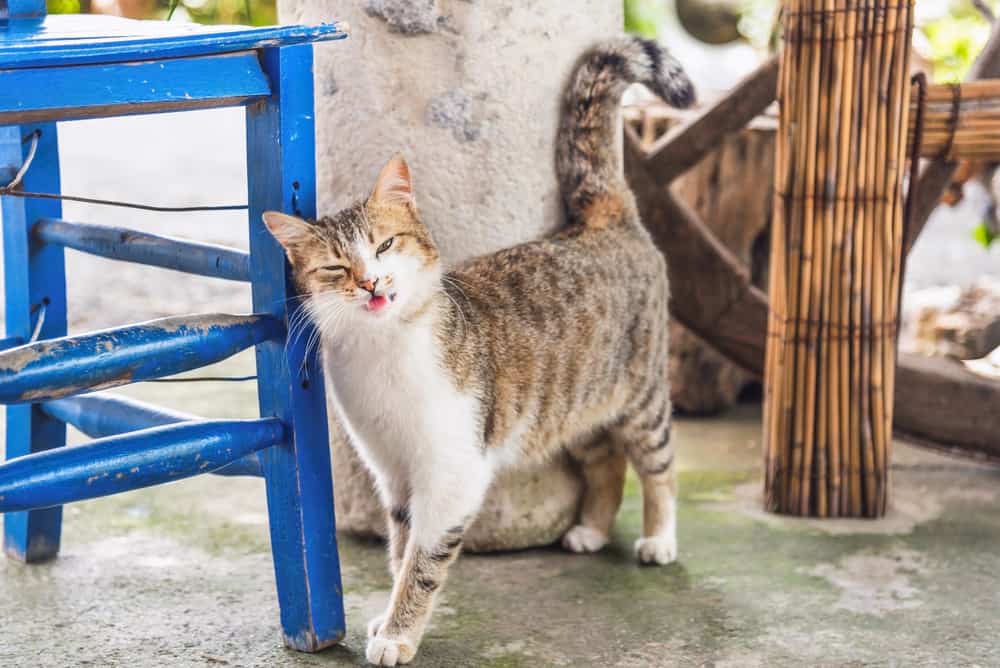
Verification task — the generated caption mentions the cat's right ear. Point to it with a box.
[370,154,416,209]
[262,211,314,264]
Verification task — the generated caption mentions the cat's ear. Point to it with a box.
[370,154,416,208]
[262,211,314,263]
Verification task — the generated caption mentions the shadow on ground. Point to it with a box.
[2,353,999,667]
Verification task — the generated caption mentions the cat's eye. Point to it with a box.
[320,264,348,274]
[376,237,394,257]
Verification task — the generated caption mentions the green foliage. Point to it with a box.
[46,0,81,13]
[161,0,274,26]
[920,1,993,82]
[973,221,998,248]
[625,0,666,38]
[47,0,275,26]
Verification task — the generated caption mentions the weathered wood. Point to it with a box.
[906,21,1000,254]
[0,51,269,125]
[626,134,1000,461]
[0,418,284,512]
[0,313,283,404]
[1,122,66,562]
[35,218,250,282]
[626,137,768,373]
[0,14,347,69]
[644,55,780,184]
[246,44,346,652]
[666,118,774,413]
[41,394,263,477]
[893,354,1000,462]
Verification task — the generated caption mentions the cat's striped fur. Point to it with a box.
[264,36,694,666]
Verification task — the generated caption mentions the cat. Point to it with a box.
[263,36,694,667]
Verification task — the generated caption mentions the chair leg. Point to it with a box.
[246,45,346,652]
[1,123,67,563]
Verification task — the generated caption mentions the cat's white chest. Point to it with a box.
[322,320,480,484]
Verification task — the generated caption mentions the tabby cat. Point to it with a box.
[264,36,694,666]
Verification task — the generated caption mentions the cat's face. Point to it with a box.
[264,155,440,328]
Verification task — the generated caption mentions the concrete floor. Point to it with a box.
[1,352,999,667]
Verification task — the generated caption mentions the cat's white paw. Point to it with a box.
[635,534,677,565]
[561,525,609,553]
[366,633,416,666]
[367,613,386,640]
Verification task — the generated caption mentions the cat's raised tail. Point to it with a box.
[556,37,695,228]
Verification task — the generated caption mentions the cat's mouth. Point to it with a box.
[365,292,397,314]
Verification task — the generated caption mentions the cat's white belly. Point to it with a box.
[322,323,490,546]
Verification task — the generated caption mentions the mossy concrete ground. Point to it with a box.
[2,352,999,666]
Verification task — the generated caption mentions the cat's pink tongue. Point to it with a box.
[366,295,389,313]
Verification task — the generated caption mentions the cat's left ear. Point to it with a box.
[262,211,315,264]
[370,154,416,209]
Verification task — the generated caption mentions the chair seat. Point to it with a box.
[0,14,346,69]
[0,14,347,125]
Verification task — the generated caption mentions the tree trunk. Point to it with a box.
[278,0,623,550]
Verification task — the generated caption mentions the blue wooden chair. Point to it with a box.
[0,0,348,652]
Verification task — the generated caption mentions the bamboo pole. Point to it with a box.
[764,0,914,517]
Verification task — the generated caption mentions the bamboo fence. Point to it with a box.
[763,0,914,518]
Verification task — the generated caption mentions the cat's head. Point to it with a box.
[263,154,440,328]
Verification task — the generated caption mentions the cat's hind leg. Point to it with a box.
[613,385,677,565]
[562,433,626,554]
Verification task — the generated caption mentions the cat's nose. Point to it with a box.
[358,277,379,294]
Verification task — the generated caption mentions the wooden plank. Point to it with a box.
[0,418,284,512]
[247,44,346,652]
[906,22,1000,254]
[644,56,780,184]
[0,15,348,69]
[626,137,767,372]
[626,137,1000,459]
[35,218,250,282]
[0,313,283,404]
[0,335,22,351]
[893,354,1000,461]
[41,394,263,477]
[0,51,269,125]
[1,122,66,562]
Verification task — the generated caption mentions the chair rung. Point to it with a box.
[0,335,23,352]
[0,418,284,513]
[42,393,263,477]
[35,218,250,282]
[0,313,282,404]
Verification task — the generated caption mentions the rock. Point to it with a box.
[905,280,1000,360]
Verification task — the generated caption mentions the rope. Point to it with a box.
[1,130,248,213]
[147,376,258,383]
[941,82,962,161]
[904,72,928,255]
[28,299,47,344]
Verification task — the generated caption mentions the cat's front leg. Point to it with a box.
[366,460,489,666]
[367,483,412,642]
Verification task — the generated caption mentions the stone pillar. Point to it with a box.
[278,0,624,550]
